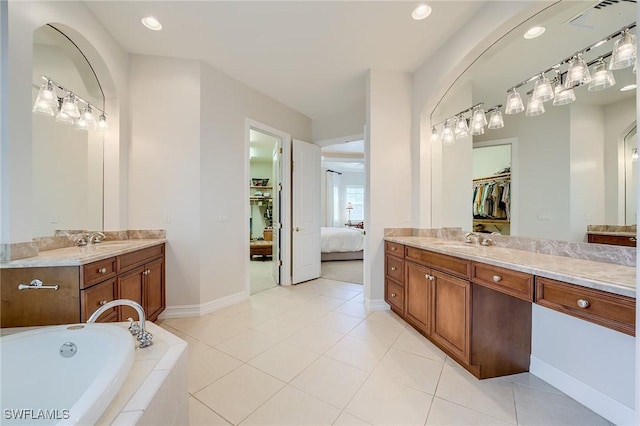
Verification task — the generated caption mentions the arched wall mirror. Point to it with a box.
[431,1,636,243]
[32,24,105,238]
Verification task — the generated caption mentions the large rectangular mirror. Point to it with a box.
[32,25,104,238]
[431,1,636,242]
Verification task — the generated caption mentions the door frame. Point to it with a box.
[245,119,292,293]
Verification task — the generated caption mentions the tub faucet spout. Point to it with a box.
[87,299,153,348]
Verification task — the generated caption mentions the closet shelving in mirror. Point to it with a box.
[472,172,511,230]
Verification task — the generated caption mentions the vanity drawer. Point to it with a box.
[385,278,404,313]
[385,241,404,258]
[81,278,118,322]
[587,234,637,247]
[535,277,635,336]
[405,246,470,279]
[118,244,165,272]
[472,262,533,301]
[385,255,404,282]
[82,257,117,289]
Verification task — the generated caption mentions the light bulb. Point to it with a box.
[97,114,108,131]
[441,121,454,145]
[76,104,96,130]
[454,115,469,138]
[61,93,81,118]
[553,78,575,106]
[632,148,638,162]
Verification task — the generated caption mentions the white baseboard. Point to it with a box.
[158,291,248,319]
[530,355,635,426]
[365,298,390,311]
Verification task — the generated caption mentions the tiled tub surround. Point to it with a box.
[1,322,188,426]
[0,229,166,262]
[383,236,636,425]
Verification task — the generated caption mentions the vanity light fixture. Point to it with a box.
[430,126,440,143]
[525,93,545,117]
[588,58,616,91]
[454,114,469,138]
[523,26,545,40]
[532,73,554,102]
[505,88,524,114]
[141,16,163,31]
[610,28,637,70]
[632,148,638,162]
[487,106,504,129]
[411,4,432,21]
[564,53,591,88]
[470,108,487,135]
[32,75,108,131]
[620,84,637,92]
[441,120,455,145]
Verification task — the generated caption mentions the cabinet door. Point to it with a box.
[431,270,471,363]
[81,278,118,322]
[144,257,165,321]
[117,266,144,321]
[405,262,431,334]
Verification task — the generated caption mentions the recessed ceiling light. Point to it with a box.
[620,84,637,92]
[524,26,545,39]
[412,4,432,21]
[141,16,162,31]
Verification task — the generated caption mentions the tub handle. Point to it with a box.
[18,279,59,291]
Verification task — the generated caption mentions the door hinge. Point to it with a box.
[278,147,283,154]
[278,183,282,192]
[276,260,283,267]
[273,222,282,229]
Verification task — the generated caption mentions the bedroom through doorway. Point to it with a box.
[249,129,278,294]
[320,140,365,285]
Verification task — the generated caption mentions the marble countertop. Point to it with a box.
[0,239,166,268]
[385,236,636,298]
[586,231,637,237]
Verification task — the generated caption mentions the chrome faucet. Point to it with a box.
[87,299,153,348]
[87,231,106,244]
[464,232,481,245]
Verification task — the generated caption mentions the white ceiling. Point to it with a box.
[84,1,485,120]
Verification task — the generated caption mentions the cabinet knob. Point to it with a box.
[99,300,108,306]
[492,275,502,282]
[577,299,590,309]
[391,266,397,271]
[391,247,396,251]
[629,237,637,242]
[391,293,397,298]
[98,267,107,274]
[424,274,434,281]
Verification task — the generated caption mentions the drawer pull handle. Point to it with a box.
[630,237,637,242]
[577,299,590,309]
[391,293,397,298]
[492,275,502,282]
[98,268,107,274]
[99,300,108,306]
[391,266,397,271]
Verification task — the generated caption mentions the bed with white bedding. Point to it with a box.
[321,227,364,261]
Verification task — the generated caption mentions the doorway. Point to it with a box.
[248,128,280,294]
[319,139,365,285]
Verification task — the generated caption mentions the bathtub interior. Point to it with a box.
[0,323,135,425]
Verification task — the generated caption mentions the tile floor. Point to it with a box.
[158,278,613,426]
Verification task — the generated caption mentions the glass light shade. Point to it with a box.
[552,81,575,106]
[471,108,487,126]
[430,126,440,143]
[487,110,504,129]
[55,109,76,125]
[471,122,485,135]
[32,81,57,116]
[564,54,591,88]
[61,93,81,118]
[525,95,545,116]
[533,74,554,102]
[588,60,616,91]
[610,30,637,70]
[441,122,455,145]
[632,148,638,162]
[505,89,524,114]
[76,105,97,130]
[454,115,469,137]
[97,114,108,131]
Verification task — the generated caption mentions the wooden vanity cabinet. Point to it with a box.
[587,233,637,247]
[404,261,431,333]
[1,243,166,327]
[431,270,471,363]
[384,241,405,315]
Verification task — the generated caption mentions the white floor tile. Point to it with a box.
[348,319,404,347]
[284,324,345,354]
[239,385,340,426]
[314,311,364,334]
[189,396,231,425]
[333,301,371,318]
[426,397,514,425]
[248,341,320,382]
[305,295,348,310]
[346,374,432,425]
[392,326,446,362]
[435,363,517,423]
[365,310,407,329]
[252,315,310,339]
[332,411,371,426]
[513,382,610,425]
[214,329,281,362]
[291,356,369,409]
[194,364,285,425]
[324,335,388,371]
[373,348,444,395]
[189,347,243,393]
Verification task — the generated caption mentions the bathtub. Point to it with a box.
[0,323,135,425]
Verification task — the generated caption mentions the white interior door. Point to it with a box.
[292,139,321,284]
[271,141,282,284]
